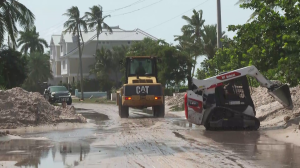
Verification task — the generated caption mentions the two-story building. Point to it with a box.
[48,26,158,85]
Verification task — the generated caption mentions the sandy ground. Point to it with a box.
[70,103,260,168]
[0,103,299,168]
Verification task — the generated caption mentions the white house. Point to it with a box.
[48,26,158,85]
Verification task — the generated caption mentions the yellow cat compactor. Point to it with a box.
[116,56,165,118]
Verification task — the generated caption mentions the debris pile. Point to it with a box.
[0,87,86,129]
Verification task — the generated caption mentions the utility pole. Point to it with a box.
[217,0,222,48]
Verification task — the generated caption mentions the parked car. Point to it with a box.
[44,86,72,105]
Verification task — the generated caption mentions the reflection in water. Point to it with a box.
[172,120,201,129]
[0,139,91,168]
[173,119,300,168]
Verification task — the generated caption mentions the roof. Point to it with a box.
[53,26,158,57]
[60,28,157,43]
[50,35,61,46]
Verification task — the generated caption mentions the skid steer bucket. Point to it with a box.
[268,84,293,110]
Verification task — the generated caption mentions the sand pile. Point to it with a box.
[254,85,300,127]
[0,87,86,129]
[165,93,186,107]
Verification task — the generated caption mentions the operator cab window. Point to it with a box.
[128,58,154,76]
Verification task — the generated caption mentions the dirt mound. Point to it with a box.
[0,87,86,129]
[165,93,186,107]
[254,85,300,127]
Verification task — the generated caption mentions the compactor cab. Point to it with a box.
[117,56,165,118]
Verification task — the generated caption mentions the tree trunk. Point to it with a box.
[96,36,99,53]
[191,56,197,78]
[77,29,84,100]
[187,65,192,90]
[114,70,118,88]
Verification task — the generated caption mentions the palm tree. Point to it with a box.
[23,52,53,92]
[0,0,35,48]
[111,45,128,87]
[202,24,226,59]
[175,9,205,78]
[63,6,88,100]
[235,0,277,22]
[17,26,48,54]
[85,5,112,52]
[90,47,114,91]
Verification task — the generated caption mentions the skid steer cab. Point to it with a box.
[184,66,293,131]
[116,56,165,118]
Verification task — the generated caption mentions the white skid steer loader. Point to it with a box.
[184,65,293,131]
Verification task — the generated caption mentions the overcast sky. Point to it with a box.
[11,0,254,74]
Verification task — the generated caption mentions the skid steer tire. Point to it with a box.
[118,96,129,118]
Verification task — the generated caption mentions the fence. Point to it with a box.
[75,89,107,98]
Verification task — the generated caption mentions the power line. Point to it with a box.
[104,0,147,14]
[117,0,211,40]
[41,0,210,42]
[38,0,152,37]
[38,19,66,34]
[145,0,210,31]
[111,0,163,17]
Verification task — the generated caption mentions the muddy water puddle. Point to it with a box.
[173,119,300,168]
[0,109,109,168]
[0,139,96,168]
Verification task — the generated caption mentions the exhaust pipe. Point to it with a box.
[268,84,293,110]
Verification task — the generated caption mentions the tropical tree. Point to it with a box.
[22,52,53,92]
[63,6,88,100]
[85,5,112,52]
[175,9,205,78]
[90,47,114,91]
[205,0,300,86]
[111,45,128,87]
[0,0,35,48]
[235,0,278,22]
[17,26,49,54]
[0,47,28,89]
[202,24,219,59]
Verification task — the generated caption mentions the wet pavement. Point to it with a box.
[0,105,299,168]
[173,119,300,168]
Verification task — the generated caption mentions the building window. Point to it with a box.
[60,45,62,51]
[63,60,65,69]
[102,41,105,44]
[128,41,131,44]
[106,41,109,44]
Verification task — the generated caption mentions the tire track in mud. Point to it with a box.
[76,104,261,168]
[133,118,259,168]
[125,119,209,168]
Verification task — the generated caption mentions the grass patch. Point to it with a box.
[170,104,184,112]
[0,86,6,90]
[76,97,116,104]
[53,103,60,106]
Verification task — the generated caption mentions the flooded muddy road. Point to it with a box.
[0,103,299,168]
